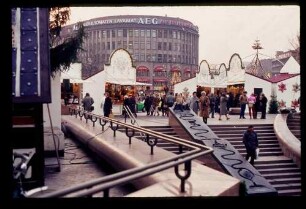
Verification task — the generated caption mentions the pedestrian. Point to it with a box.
[82,93,94,112]
[243,125,259,166]
[103,92,112,117]
[239,91,248,119]
[247,93,256,119]
[190,91,200,115]
[259,93,268,119]
[218,93,230,120]
[209,93,216,118]
[199,91,210,124]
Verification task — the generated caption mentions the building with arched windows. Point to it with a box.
[60,15,199,93]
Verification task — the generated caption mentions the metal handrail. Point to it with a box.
[122,105,147,141]
[38,107,213,198]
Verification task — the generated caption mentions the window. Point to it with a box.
[128,41,133,49]
[163,54,167,62]
[140,30,145,37]
[158,30,162,38]
[134,53,139,61]
[151,41,156,50]
[107,30,110,38]
[152,54,156,62]
[112,41,115,50]
[102,42,105,50]
[164,30,168,38]
[123,41,127,49]
[158,42,162,50]
[134,29,139,37]
[134,41,139,49]
[140,41,145,50]
[146,41,151,50]
[157,54,162,62]
[169,43,172,51]
[112,30,116,37]
[123,29,127,37]
[151,30,156,38]
[117,41,122,48]
[146,30,150,37]
[102,30,106,38]
[107,42,110,50]
[129,29,133,37]
[163,42,167,50]
[168,55,172,63]
[140,54,145,61]
[118,29,123,37]
[172,31,177,39]
[146,54,151,62]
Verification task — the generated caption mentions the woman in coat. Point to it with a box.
[218,93,230,120]
[199,91,210,124]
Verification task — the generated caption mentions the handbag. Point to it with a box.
[90,106,94,111]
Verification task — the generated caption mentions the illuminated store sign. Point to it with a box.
[73,16,198,31]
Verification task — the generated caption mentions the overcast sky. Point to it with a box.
[67,5,300,65]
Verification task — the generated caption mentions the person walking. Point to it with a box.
[243,125,259,166]
[82,93,94,112]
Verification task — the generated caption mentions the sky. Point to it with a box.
[67,5,300,65]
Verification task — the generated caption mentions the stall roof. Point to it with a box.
[106,80,152,86]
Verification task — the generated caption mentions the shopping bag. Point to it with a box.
[255,148,260,159]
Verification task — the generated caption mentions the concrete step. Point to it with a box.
[257,167,301,174]
[277,188,301,196]
[262,172,301,179]
[268,177,301,185]
[255,162,298,169]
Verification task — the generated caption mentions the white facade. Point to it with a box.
[174,77,197,95]
[174,54,300,112]
[81,49,150,115]
[43,72,61,129]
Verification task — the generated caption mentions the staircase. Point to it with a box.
[286,113,301,140]
[208,123,302,196]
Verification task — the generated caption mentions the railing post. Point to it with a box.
[175,160,192,193]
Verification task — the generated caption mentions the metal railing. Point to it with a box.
[38,107,213,198]
[122,105,146,141]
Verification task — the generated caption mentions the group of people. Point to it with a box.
[239,91,268,119]
[82,92,113,117]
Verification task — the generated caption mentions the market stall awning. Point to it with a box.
[154,66,164,71]
[137,66,149,71]
[107,80,152,86]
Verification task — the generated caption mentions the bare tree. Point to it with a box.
[289,32,300,63]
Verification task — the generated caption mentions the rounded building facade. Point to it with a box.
[61,15,199,93]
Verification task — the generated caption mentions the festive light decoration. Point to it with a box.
[278,82,287,93]
[279,99,286,108]
[292,83,300,93]
[291,99,299,109]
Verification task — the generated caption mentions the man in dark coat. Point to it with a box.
[243,125,259,166]
[260,93,268,119]
[103,92,112,117]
